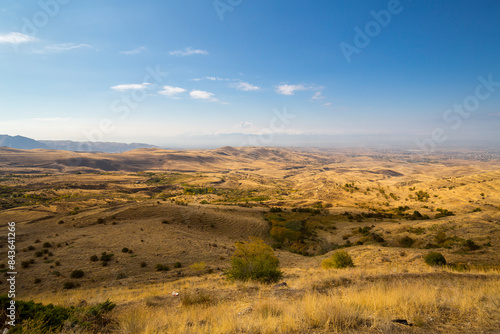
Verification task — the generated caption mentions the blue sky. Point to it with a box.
[0,0,499,148]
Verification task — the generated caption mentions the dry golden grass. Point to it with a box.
[27,266,500,333]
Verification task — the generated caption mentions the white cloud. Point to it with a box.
[276,84,324,96]
[192,76,230,82]
[159,85,186,98]
[311,92,324,100]
[324,102,332,106]
[190,90,216,100]
[111,83,152,92]
[231,81,260,91]
[0,32,36,44]
[120,46,147,55]
[276,84,310,96]
[189,90,226,103]
[34,43,92,54]
[169,47,208,56]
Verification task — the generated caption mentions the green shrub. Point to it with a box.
[121,247,129,253]
[321,250,354,269]
[226,238,282,283]
[463,239,480,251]
[21,261,30,269]
[155,264,170,271]
[0,295,71,331]
[34,278,41,284]
[70,270,84,278]
[100,253,114,262]
[90,255,99,262]
[189,262,206,274]
[399,236,415,248]
[140,262,147,268]
[0,296,115,333]
[42,242,51,248]
[63,282,77,289]
[434,208,454,218]
[424,252,447,266]
[174,262,182,268]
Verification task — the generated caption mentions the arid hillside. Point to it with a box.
[0,146,499,333]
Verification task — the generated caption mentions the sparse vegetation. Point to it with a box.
[321,250,354,269]
[463,239,481,251]
[181,290,216,307]
[435,208,454,218]
[116,272,127,279]
[70,270,84,278]
[63,282,77,289]
[399,236,415,248]
[189,262,207,274]
[226,238,282,283]
[155,264,170,271]
[424,252,447,266]
[100,252,114,262]
[0,295,115,332]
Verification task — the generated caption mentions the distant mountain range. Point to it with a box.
[0,135,156,153]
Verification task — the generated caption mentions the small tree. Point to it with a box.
[322,250,354,269]
[226,238,282,283]
[424,252,446,266]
